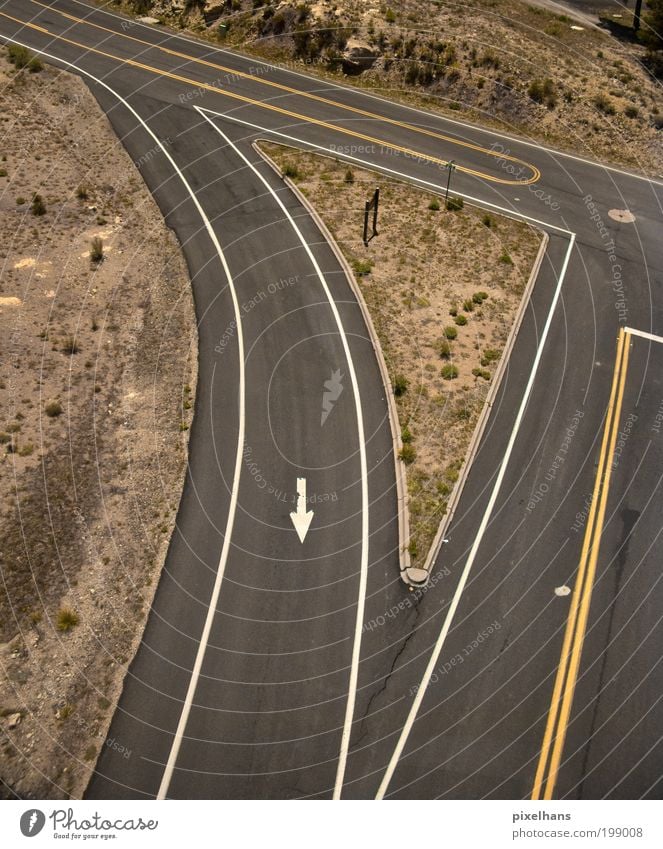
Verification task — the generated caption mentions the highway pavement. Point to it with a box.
[1,0,661,800]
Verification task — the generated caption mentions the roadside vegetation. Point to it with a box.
[115,0,663,173]
[259,142,541,570]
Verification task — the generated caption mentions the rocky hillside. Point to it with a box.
[119,0,662,173]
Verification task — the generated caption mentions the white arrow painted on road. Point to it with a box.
[290,477,314,543]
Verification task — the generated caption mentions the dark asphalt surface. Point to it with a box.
[1,0,662,800]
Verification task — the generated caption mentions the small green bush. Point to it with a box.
[482,213,494,228]
[393,374,409,396]
[399,443,417,464]
[472,367,491,380]
[45,400,62,417]
[352,258,374,276]
[436,338,451,358]
[16,196,25,205]
[499,249,513,265]
[7,44,42,72]
[463,298,474,312]
[441,364,459,380]
[76,185,89,200]
[624,104,639,119]
[428,197,441,211]
[454,314,468,326]
[344,167,355,184]
[401,425,413,444]
[446,196,464,211]
[57,607,79,632]
[385,7,396,23]
[444,326,458,340]
[473,291,489,303]
[593,94,616,115]
[481,348,500,366]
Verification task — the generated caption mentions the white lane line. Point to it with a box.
[625,327,663,345]
[69,0,663,187]
[200,113,575,237]
[196,105,370,801]
[0,37,246,800]
[375,231,577,799]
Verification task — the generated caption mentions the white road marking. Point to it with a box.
[196,106,370,800]
[66,0,663,188]
[625,327,663,345]
[290,477,314,543]
[205,113,576,237]
[375,231,577,799]
[0,37,248,801]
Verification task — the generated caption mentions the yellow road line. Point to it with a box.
[531,327,631,800]
[20,1,540,185]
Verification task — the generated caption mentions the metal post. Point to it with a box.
[445,160,455,202]
[633,0,643,30]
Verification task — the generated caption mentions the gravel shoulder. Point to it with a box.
[0,53,197,799]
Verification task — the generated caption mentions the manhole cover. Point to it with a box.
[608,208,636,223]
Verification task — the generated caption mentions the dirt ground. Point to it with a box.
[260,142,541,570]
[0,53,197,798]
[122,0,662,175]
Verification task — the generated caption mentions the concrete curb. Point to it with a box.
[418,229,550,584]
[252,140,411,577]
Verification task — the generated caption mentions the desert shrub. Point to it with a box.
[61,336,80,355]
[7,44,42,72]
[593,93,616,115]
[385,7,396,23]
[282,162,301,179]
[481,348,500,366]
[446,196,464,211]
[393,374,409,396]
[463,298,474,312]
[441,363,459,380]
[352,258,373,275]
[436,338,451,358]
[45,400,62,417]
[90,236,104,263]
[428,197,441,211]
[528,77,556,108]
[473,291,489,303]
[624,104,639,118]
[344,167,355,184]
[57,607,79,631]
[444,325,458,340]
[472,367,491,380]
[482,213,494,227]
[499,249,513,264]
[401,425,413,444]
[76,185,89,200]
[454,314,468,326]
[399,443,417,464]
[31,194,46,216]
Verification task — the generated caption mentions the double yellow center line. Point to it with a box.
[2,2,540,186]
[532,327,632,799]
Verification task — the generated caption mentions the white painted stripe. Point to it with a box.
[625,327,663,345]
[375,231,577,799]
[203,112,575,237]
[196,106,370,801]
[0,36,247,800]
[69,0,663,187]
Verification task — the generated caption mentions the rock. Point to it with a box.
[6,712,21,729]
[342,39,379,76]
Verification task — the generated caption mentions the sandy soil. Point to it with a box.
[260,142,541,570]
[0,53,197,798]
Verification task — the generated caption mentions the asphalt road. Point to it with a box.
[1,0,662,800]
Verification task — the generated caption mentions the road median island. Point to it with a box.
[257,141,543,582]
[0,50,197,797]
